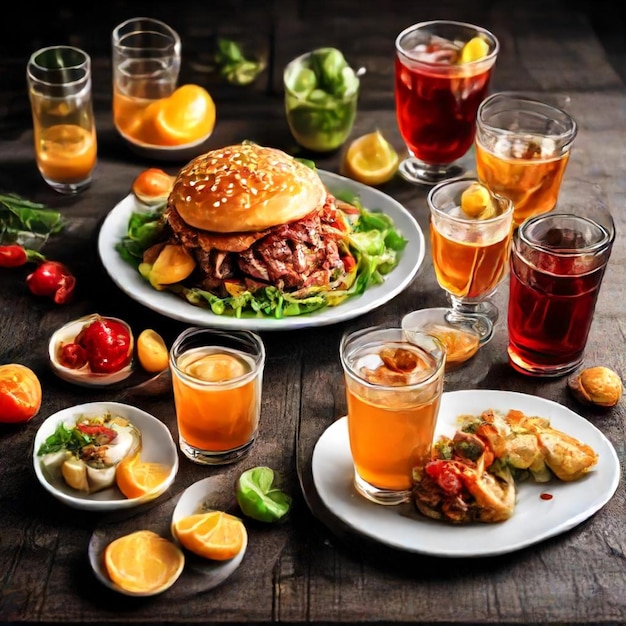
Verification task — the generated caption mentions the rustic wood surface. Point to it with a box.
[1,1,624,624]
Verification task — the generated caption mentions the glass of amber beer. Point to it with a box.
[170,327,265,465]
[340,327,446,506]
[475,92,577,227]
[428,178,514,343]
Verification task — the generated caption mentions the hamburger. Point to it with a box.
[128,142,406,318]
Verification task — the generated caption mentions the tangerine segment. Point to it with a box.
[172,511,247,561]
[104,530,184,594]
[115,453,170,499]
[153,84,216,146]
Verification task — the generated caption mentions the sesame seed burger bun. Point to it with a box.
[168,143,327,233]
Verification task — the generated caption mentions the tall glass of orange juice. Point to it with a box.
[27,46,97,195]
[429,178,514,343]
[340,327,446,506]
[475,92,577,227]
[169,327,265,465]
[111,17,181,146]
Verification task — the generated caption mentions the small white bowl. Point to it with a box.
[33,401,179,512]
[48,314,135,387]
[120,130,212,163]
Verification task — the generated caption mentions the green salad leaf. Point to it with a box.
[0,193,65,251]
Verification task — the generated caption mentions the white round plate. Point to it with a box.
[33,401,179,512]
[97,170,425,331]
[312,390,620,558]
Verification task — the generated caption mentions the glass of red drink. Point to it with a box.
[508,210,615,377]
[395,20,499,186]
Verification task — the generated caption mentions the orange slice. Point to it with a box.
[115,452,170,499]
[150,84,216,146]
[104,530,184,594]
[172,511,247,561]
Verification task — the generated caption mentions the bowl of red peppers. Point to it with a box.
[49,314,135,387]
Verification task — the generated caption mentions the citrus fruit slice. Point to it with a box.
[342,130,399,186]
[460,36,490,63]
[115,452,170,499]
[137,329,169,373]
[148,84,216,146]
[172,511,247,561]
[104,530,184,595]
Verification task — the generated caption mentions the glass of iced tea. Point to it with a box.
[340,327,446,506]
[508,209,614,377]
[26,46,97,195]
[111,17,181,145]
[395,20,499,186]
[169,327,266,465]
[475,92,578,228]
[428,178,514,343]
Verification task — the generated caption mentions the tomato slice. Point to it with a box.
[0,364,42,424]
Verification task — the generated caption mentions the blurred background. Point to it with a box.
[1,0,623,137]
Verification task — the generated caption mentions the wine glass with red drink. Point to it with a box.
[394,20,499,186]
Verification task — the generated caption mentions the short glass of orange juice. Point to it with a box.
[169,327,265,465]
[26,46,97,195]
[340,327,446,506]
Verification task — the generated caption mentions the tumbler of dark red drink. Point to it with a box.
[394,20,499,186]
[507,209,615,377]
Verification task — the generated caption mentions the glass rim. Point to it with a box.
[112,16,181,50]
[340,326,446,391]
[395,19,499,68]
[27,46,91,86]
[427,177,515,224]
[516,211,615,257]
[477,90,578,140]
[169,326,265,387]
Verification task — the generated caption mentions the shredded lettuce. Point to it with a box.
[116,193,407,319]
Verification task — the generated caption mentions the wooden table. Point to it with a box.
[1,1,624,624]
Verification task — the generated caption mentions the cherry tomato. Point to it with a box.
[0,364,42,424]
[75,318,133,374]
[0,245,28,268]
[26,261,76,304]
[58,343,88,369]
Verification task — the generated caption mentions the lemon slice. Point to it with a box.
[460,36,490,63]
[342,130,399,186]
[461,182,497,220]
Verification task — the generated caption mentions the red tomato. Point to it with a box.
[0,364,42,424]
[26,261,76,304]
[75,318,133,374]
